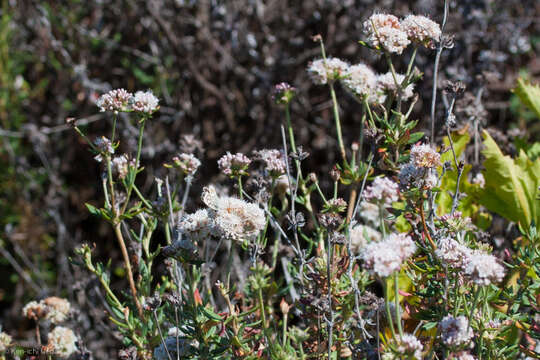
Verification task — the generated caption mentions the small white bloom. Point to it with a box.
[439,315,473,348]
[171,153,201,176]
[349,224,381,252]
[254,149,287,177]
[22,300,47,320]
[361,233,416,277]
[132,90,159,113]
[359,202,380,227]
[0,332,12,352]
[401,15,441,48]
[218,152,251,176]
[410,143,441,168]
[43,297,71,324]
[47,326,77,358]
[177,209,215,242]
[396,333,423,359]
[472,173,485,188]
[363,14,410,54]
[307,57,349,85]
[342,64,381,102]
[464,251,505,286]
[435,237,472,268]
[96,88,132,113]
[364,177,399,207]
[377,72,415,100]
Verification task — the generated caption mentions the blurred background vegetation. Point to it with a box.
[0,0,537,356]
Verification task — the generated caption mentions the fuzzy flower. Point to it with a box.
[364,177,399,207]
[254,149,287,177]
[349,224,381,252]
[132,90,159,114]
[359,202,380,227]
[93,136,114,162]
[363,13,410,54]
[307,57,349,85]
[377,72,415,100]
[22,300,48,320]
[410,143,441,168]
[202,186,266,242]
[439,315,473,348]
[177,209,215,242]
[111,154,133,179]
[46,326,77,358]
[218,152,251,177]
[272,82,297,104]
[396,333,423,359]
[168,153,201,176]
[435,237,472,268]
[0,332,12,352]
[43,297,71,324]
[96,88,132,113]
[361,233,416,277]
[341,64,380,102]
[464,251,505,286]
[401,15,441,48]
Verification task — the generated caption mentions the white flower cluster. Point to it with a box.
[361,233,416,277]
[96,88,132,113]
[464,250,505,286]
[396,333,423,359]
[97,89,159,114]
[93,136,114,162]
[401,15,441,48]
[177,209,215,243]
[363,13,441,53]
[46,326,78,358]
[364,177,399,207]
[377,72,415,101]
[201,186,266,242]
[254,149,287,177]
[450,352,477,360]
[349,224,381,253]
[342,64,379,101]
[439,315,473,348]
[435,237,472,268]
[171,153,201,176]
[218,152,251,176]
[399,143,441,190]
[111,154,134,179]
[22,297,71,324]
[307,57,349,85]
[0,332,12,352]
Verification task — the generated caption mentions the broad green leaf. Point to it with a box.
[479,130,540,230]
[513,77,540,119]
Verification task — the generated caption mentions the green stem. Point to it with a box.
[394,272,404,337]
[237,176,243,199]
[329,82,347,164]
[121,118,146,214]
[384,279,397,341]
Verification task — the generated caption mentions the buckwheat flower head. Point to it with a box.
[349,224,381,252]
[464,251,505,286]
[396,333,423,359]
[202,186,265,242]
[272,82,297,104]
[254,149,287,177]
[307,57,349,85]
[435,237,472,268]
[43,297,71,324]
[439,315,473,347]
[359,202,380,227]
[401,15,441,48]
[363,14,410,54]
[171,153,201,176]
[449,352,477,360]
[410,143,441,168]
[218,152,251,177]
[177,209,215,242]
[364,177,399,207]
[377,72,415,100]
[132,90,159,114]
[23,300,47,320]
[93,136,114,162]
[361,233,416,277]
[0,332,12,352]
[96,88,132,113]
[46,326,77,358]
[111,154,133,179]
[342,64,380,102]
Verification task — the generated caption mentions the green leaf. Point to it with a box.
[85,203,101,216]
[513,77,540,119]
[479,130,540,230]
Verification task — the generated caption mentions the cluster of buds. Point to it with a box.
[165,153,201,177]
[96,89,159,114]
[272,82,297,105]
[218,152,251,178]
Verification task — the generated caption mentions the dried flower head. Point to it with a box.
[361,233,416,277]
[96,88,132,113]
[218,152,251,177]
[22,300,48,320]
[410,143,441,168]
[43,297,71,324]
[439,315,474,348]
[177,209,215,242]
[464,251,505,286]
[254,149,287,177]
[307,57,349,85]
[46,326,78,358]
[0,332,12,352]
[363,14,410,54]
[377,72,415,100]
[401,15,441,48]
[364,177,399,207]
[168,153,201,176]
[272,82,297,104]
[132,90,159,114]
[202,186,265,242]
[342,64,380,102]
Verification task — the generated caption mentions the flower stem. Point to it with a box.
[394,271,404,337]
[329,82,347,164]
